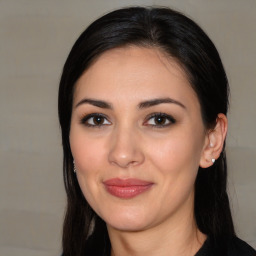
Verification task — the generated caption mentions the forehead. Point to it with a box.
[74,46,198,107]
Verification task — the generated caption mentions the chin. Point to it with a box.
[102,209,150,232]
[107,220,148,232]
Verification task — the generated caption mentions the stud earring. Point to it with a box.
[210,142,214,147]
[211,158,215,163]
[73,160,77,173]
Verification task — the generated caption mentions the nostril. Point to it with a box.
[108,129,145,168]
[108,149,145,168]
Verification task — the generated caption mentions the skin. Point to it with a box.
[69,46,227,256]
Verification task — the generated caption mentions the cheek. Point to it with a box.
[145,127,206,202]
[70,128,107,172]
[70,132,108,213]
[146,132,203,207]
[69,127,108,197]
[146,132,202,174]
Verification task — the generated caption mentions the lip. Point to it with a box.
[103,178,154,199]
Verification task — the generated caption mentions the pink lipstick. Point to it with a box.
[103,178,153,199]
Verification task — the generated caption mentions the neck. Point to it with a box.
[107,201,206,256]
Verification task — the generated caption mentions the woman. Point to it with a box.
[58,7,256,256]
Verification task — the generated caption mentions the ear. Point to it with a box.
[199,113,228,168]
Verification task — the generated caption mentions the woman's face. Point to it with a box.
[70,47,209,232]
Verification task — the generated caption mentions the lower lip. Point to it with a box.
[104,184,153,199]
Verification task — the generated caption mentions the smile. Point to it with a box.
[103,178,154,199]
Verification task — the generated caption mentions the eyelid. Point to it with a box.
[143,112,176,127]
[79,112,175,128]
[80,113,111,127]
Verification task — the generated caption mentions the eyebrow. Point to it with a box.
[75,98,112,109]
[138,98,186,109]
[75,97,186,110]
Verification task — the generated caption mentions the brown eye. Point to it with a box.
[81,114,111,127]
[144,113,176,128]
[93,116,105,125]
[154,116,167,125]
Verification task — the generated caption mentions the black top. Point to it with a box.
[63,235,256,256]
[195,236,256,256]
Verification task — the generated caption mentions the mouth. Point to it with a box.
[103,178,154,199]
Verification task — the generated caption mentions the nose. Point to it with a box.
[108,126,145,168]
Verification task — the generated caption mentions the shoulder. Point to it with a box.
[227,236,256,256]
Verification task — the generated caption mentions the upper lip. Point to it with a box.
[103,178,153,187]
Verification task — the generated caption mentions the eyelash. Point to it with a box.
[80,112,176,128]
[144,112,176,128]
[80,113,111,128]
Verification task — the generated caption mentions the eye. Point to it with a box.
[144,113,176,128]
[81,113,111,127]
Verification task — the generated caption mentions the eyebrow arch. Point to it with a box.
[138,98,186,109]
[75,98,112,109]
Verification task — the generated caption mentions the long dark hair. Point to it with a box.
[58,6,234,256]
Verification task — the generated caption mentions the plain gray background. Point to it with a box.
[0,0,255,255]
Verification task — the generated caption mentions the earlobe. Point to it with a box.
[199,113,228,168]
